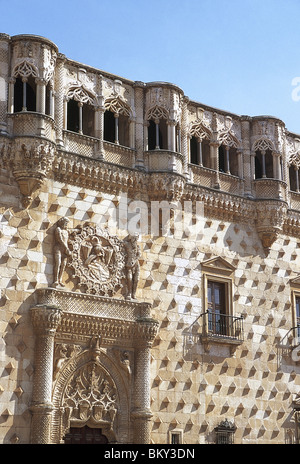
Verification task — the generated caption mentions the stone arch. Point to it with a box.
[65,83,97,105]
[252,137,275,153]
[13,60,39,79]
[51,345,130,444]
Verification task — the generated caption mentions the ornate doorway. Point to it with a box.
[64,426,108,444]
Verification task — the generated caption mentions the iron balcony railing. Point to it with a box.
[201,310,244,342]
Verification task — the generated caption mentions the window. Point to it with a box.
[104,110,130,147]
[190,137,210,167]
[290,277,300,343]
[14,76,36,112]
[255,149,273,179]
[289,166,300,192]
[214,419,236,444]
[169,429,183,444]
[148,118,168,150]
[200,257,243,348]
[207,280,227,335]
[296,295,300,339]
[67,99,94,137]
[218,145,239,176]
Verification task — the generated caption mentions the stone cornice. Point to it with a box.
[33,288,159,347]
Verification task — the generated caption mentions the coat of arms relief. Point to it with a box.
[52,218,140,300]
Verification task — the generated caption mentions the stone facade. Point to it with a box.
[0,33,300,444]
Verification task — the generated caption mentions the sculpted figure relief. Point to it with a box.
[123,234,141,300]
[52,218,71,288]
[51,220,142,299]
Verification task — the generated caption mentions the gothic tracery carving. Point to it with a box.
[62,362,118,431]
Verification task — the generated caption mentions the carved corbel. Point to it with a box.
[255,201,287,253]
[4,140,55,207]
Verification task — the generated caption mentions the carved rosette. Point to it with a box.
[67,222,125,296]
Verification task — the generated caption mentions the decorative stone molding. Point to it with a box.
[31,287,158,443]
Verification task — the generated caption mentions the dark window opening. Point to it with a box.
[207,280,226,335]
[118,113,130,147]
[148,119,168,150]
[64,426,108,444]
[67,99,94,136]
[82,103,94,137]
[171,433,180,444]
[296,296,300,338]
[67,99,79,133]
[190,136,198,164]
[289,166,299,192]
[255,149,273,179]
[45,83,51,116]
[104,110,116,143]
[190,137,210,167]
[14,76,36,112]
[104,110,130,146]
[218,145,238,176]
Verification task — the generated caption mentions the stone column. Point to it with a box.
[36,78,46,114]
[8,78,15,114]
[134,82,145,170]
[30,305,62,444]
[132,342,153,444]
[241,116,252,197]
[55,53,66,146]
[210,140,220,189]
[94,105,105,159]
[131,319,158,444]
[0,34,10,134]
[181,96,189,177]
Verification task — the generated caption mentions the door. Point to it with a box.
[64,426,108,444]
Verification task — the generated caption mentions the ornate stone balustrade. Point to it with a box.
[252,178,288,201]
[290,191,300,211]
[189,164,244,195]
[104,141,136,168]
[63,130,98,158]
[8,112,56,141]
[145,150,184,174]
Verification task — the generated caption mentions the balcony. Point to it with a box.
[252,178,288,201]
[189,164,244,195]
[200,310,244,351]
[145,150,184,174]
[8,111,56,141]
[290,191,300,211]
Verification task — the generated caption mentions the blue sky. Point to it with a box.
[1,0,300,133]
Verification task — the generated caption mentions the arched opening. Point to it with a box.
[64,426,108,444]
[190,137,210,167]
[218,145,239,176]
[14,76,36,112]
[67,99,94,136]
[67,99,79,133]
[255,149,273,179]
[148,119,168,150]
[104,110,115,143]
[104,110,130,146]
[289,166,299,192]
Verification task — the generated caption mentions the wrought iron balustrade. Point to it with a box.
[201,310,244,343]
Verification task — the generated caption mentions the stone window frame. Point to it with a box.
[168,429,183,444]
[290,276,300,341]
[200,258,243,351]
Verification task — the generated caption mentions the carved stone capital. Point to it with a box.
[31,305,62,336]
